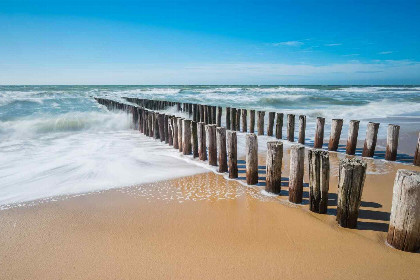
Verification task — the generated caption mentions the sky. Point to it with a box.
[0,0,419,85]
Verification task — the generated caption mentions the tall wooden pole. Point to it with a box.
[182,119,192,155]
[328,119,343,151]
[385,124,400,161]
[265,141,283,194]
[246,133,258,185]
[287,114,295,142]
[298,115,306,144]
[241,109,247,133]
[346,120,360,155]
[226,107,231,130]
[207,124,217,166]
[217,127,228,172]
[267,112,275,136]
[289,144,305,204]
[227,131,238,179]
[314,117,325,148]
[275,113,283,139]
[198,122,207,161]
[217,106,222,127]
[249,110,255,133]
[257,111,265,135]
[308,149,330,214]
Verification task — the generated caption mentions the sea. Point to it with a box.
[1,85,419,207]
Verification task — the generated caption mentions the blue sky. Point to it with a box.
[0,0,419,84]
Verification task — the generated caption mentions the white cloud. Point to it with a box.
[272,41,304,47]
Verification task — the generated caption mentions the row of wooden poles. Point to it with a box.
[124,97,420,165]
[95,97,420,253]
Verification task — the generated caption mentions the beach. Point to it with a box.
[1,144,419,279]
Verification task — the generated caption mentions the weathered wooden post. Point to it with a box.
[236,109,241,131]
[173,118,179,149]
[191,121,199,158]
[387,170,420,252]
[250,110,255,133]
[206,125,217,166]
[217,127,227,172]
[153,113,160,140]
[298,115,306,144]
[212,106,217,124]
[385,124,400,161]
[246,133,259,185]
[226,107,231,130]
[287,114,295,142]
[198,122,207,161]
[217,106,222,127]
[168,116,174,146]
[328,119,343,151]
[337,157,367,228]
[231,108,237,131]
[276,113,283,139]
[257,111,265,135]
[182,119,192,155]
[177,118,184,152]
[241,109,247,133]
[148,112,153,137]
[265,141,283,194]
[346,120,360,155]
[289,144,305,204]
[192,104,198,122]
[158,114,165,142]
[308,149,330,214]
[266,112,275,136]
[362,122,380,157]
[414,133,420,166]
[314,117,325,148]
[164,115,169,144]
[227,131,238,179]
[199,105,204,122]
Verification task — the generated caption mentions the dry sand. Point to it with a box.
[0,147,419,279]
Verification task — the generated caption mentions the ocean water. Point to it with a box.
[0,85,419,207]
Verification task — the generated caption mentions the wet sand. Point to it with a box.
[0,148,419,279]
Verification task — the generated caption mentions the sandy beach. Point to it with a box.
[1,145,419,280]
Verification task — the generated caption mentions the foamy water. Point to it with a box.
[0,85,419,207]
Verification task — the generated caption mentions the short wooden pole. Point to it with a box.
[217,106,222,127]
[328,119,343,151]
[182,119,192,155]
[387,170,420,252]
[191,121,198,158]
[241,109,247,133]
[337,157,367,228]
[173,118,179,149]
[257,111,265,135]
[148,113,153,137]
[275,113,283,139]
[227,131,238,179]
[314,117,325,148]
[267,112,275,136]
[289,144,305,204]
[236,109,241,131]
[158,114,165,142]
[153,113,160,140]
[168,116,174,146]
[308,149,330,214]
[265,141,283,194]
[217,127,227,172]
[246,133,258,185]
[199,105,204,122]
[231,108,237,131]
[414,132,420,166]
[249,110,255,133]
[198,122,207,161]
[206,125,217,166]
[346,120,360,155]
[177,118,184,152]
[385,124,400,161]
[164,115,169,144]
[287,114,295,142]
[226,107,231,130]
[298,115,306,144]
[212,106,217,124]
[362,122,380,157]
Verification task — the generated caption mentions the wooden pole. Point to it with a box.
[385,124,400,161]
[241,109,247,133]
[328,119,343,151]
[267,112,275,136]
[206,125,217,166]
[246,133,258,185]
[226,107,231,130]
[387,170,420,252]
[191,121,199,158]
[346,120,360,155]
[173,117,179,149]
[265,141,283,194]
[231,108,237,131]
[289,144,305,204]
[308,149,330,214]
[257,111,265,135]
[217,106,222,127]
[275,113,283,139]
[362,122,380,157]
[236,109,241,131]
[148,112,153,137]
[164,115,169,144]
[177,118,183,152]
[414,132,420,166]
[298,115,306,144]
[212,106,217,124]
[198,122,207,161]
[250,110,255,133]
[199,105,204,122]
[287,114,295,142]
[314,117,325,148]
[158,114,165,142]
[217,127,228,172]
[153,113,160,140]
[182,119,192,155]
[337,157,367,228]
[227,131,238,179]
[168,116,174,146]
